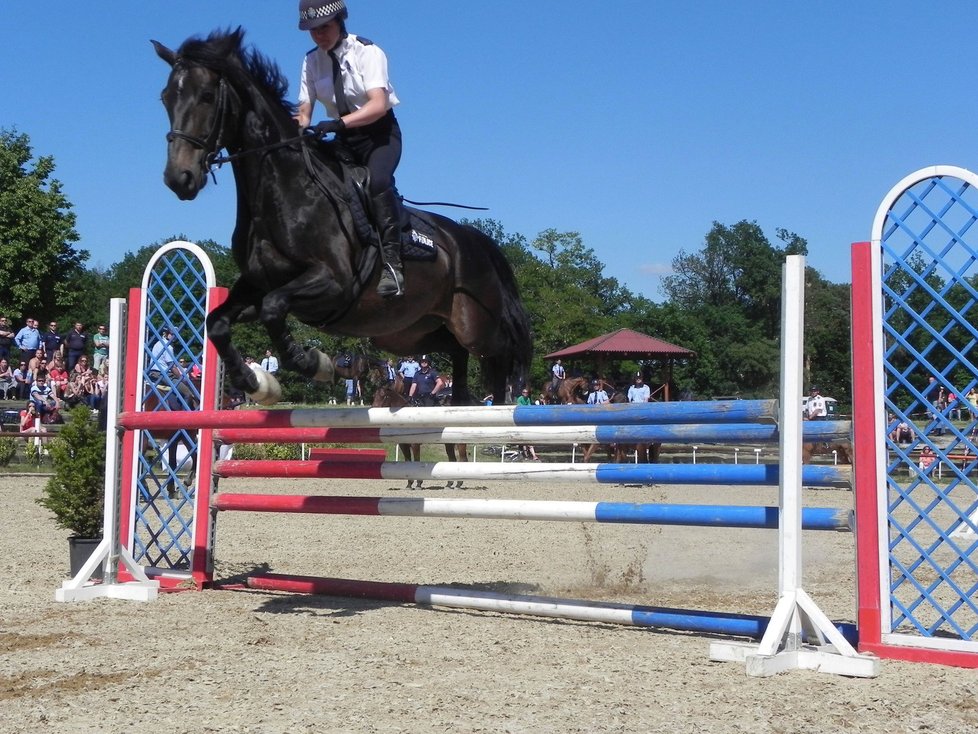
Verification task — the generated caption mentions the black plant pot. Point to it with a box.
[67,535,104,580]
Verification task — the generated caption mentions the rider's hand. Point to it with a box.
[307,119,346,137]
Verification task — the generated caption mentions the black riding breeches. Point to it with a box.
[341,111,402,195]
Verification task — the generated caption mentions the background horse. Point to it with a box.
[371,376,467,489]
[154,29,531,407]
[547,377,589,405]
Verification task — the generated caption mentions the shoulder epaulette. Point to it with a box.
[305,45,318,56]
[355,35,374,46]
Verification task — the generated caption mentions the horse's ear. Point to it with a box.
[152,39,177,67]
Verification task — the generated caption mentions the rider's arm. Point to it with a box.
[295,101,313,129]
[339,87,389,129]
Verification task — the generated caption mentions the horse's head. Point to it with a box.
[153,29,294,201]
[154,38,231,200]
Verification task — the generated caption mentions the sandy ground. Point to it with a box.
[2,473,978,734]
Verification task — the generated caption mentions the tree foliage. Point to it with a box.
[0,129,86,320]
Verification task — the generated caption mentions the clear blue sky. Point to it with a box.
[2,1,975,300]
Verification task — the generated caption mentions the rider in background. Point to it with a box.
[294,0,406,299]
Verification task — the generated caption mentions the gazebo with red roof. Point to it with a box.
[544,328,695,401]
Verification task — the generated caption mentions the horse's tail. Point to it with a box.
[466,225,533,386]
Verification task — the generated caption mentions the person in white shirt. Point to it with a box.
[627,373,651,403]
[260,349,279,374]
[587,380,609,405]
[806,386,827,420]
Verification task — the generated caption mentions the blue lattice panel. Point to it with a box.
[131,244,214,572]
[878,168,978,651]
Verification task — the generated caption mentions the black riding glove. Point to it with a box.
[308,119,346,137]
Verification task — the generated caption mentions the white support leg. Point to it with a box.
[55,298,159,603]
[709,256,879,677]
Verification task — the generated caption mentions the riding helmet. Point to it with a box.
[298,0,348,30]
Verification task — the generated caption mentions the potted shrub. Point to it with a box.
[35,406,106,577]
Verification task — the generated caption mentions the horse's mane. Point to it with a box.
[176,27,296,117]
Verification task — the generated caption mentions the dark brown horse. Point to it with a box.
[154,29,531,407]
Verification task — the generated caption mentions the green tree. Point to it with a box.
[0,129,86,319]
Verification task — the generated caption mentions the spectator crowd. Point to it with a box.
[0,317,109,426]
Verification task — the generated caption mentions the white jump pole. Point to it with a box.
[55,298,159,602]
[709,255,879,677]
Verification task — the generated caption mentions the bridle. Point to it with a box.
[165,69,231,176]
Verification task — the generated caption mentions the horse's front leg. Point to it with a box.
[206,285,269,400]
[259,271,336,387]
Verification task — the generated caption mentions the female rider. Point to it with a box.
[294,0,405,298]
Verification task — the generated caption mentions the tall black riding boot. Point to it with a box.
[372,188,406,298]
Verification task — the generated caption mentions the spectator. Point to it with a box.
[806,386,827,420]
[71,355,92,378]
[63,322,88,371]
[260,349,279,374]
[41,320,63,362]
[587,380,609,405]
[627,373,651,403]
[19,401,41,433]
[149,327,178,380]
[92,324,110,373]
[382,358,397,386]
[889,420,914,444]
[515,387,539,460]
[926,376,946,436]
[408,355,444,406]
[47,354,69,398]
[14,318,40,364]
[29,372,60,423]
[0,358,13,399]
[27,348,45,376]
[0,316,14,361]
[345,377,361,406]
[918,445,936,474]
[399,355,420,397]
[968,387,978,415]
[12,360,31,400]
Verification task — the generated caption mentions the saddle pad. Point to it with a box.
[402,209,439,261]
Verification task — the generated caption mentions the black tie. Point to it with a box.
[329,51,352,117]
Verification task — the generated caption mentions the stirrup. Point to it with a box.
[377,263,404,298]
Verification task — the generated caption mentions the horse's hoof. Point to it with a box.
[248,366,282,406]
[312,351,334,382]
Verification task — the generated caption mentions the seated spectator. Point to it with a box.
[29,372,60,423]
[48,355,69,398]
[918,445,936,474]
[0,358,13,399]
[72,355,92,377]
[889,421,914,444]
[12,361,31,400]
[27,347,45,376]
[19,402,41,433]
[62,369,91,408]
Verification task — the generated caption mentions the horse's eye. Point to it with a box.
[200,91,216,105]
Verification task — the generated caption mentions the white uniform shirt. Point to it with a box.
[807,394,826,419]
[627,384,651,403]
[298,34,399,119]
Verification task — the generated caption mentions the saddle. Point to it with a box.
[308,140,439,262]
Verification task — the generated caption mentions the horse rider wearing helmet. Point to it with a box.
[294,0,406,299]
